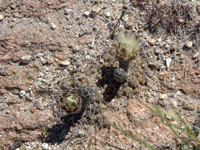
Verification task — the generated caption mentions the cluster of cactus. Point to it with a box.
[59,31,141,115]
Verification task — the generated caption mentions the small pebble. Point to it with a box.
[166,58,171,68]
[91,5,101,14]
[0,14,4,21]
[148,39,156,46]
[36,53,44,58]
[21,55,32,64]
[86,55,92,60]
[193,52,199,59]
[170,45,177,51]
[157,38,162,43]
[146,98,155,104]
[72,45,81,53]
[159,94,167,100]
[100,58,104,63]
[178,18,184,23]
[179,54,185,60]
[92,68,97,73]
[25,92,32,101]
[171,100,178,108]
[19,90,26,98]
[165,44,170,49]
[59,60,70,66]
[122,15,129,22]
[185,41,193,48]
[105,11,111,17]
[6,109,10,114]
[155,49,163,54]
[41,143,49,150]
[125,22,133,29]
[83,11,90,17]
[40,57,48,65]
[50,23,56,30]
[64,8,73,15]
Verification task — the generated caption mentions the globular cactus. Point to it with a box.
[59,86,93,114]
[77,86,93,100]
[113,68,127,82]
[114,31,141,72]
[60,91,82,114]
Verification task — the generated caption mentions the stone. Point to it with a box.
[36,53,44,58]
[59,60,70,66]
[171,100,178,108]
[146,98,155,104]
[170,45,177,52]
[41,143,50,150]
[83,11,90,17]
[64,8,73,15]
[19,90,26,98]
[193,52,199,59]
[72,45,81,53]
[159,94,167,100]
[179,54,185,60]
[125,22,133,29]
[40,57,48,65]
[21,55,32,64]
[0,14,4,21]
[105,11,111,17]
[91,5,101,14]
[148,39,156,46]
[155,49,163,54]
[50,23,56,30]
[166,58,171,68]
[185,41,193,48]
[25,92,32,101]
[171,77,175,82]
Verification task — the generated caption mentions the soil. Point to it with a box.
[0,0,200,150]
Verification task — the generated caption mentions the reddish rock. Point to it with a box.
[100,100,176,149]
[0,109,54,148]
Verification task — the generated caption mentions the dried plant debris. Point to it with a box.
[143,0,193,34]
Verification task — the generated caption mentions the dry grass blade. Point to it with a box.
[104,120,158,150]
[138,99,200,149]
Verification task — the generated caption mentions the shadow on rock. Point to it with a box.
[96,65,125,102]
[42,111,84,145]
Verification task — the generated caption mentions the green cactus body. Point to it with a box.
[113,68,127,82]
[59,86,93,114]
[60,91,82,114]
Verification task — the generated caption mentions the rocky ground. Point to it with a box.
[0,0,200,150]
